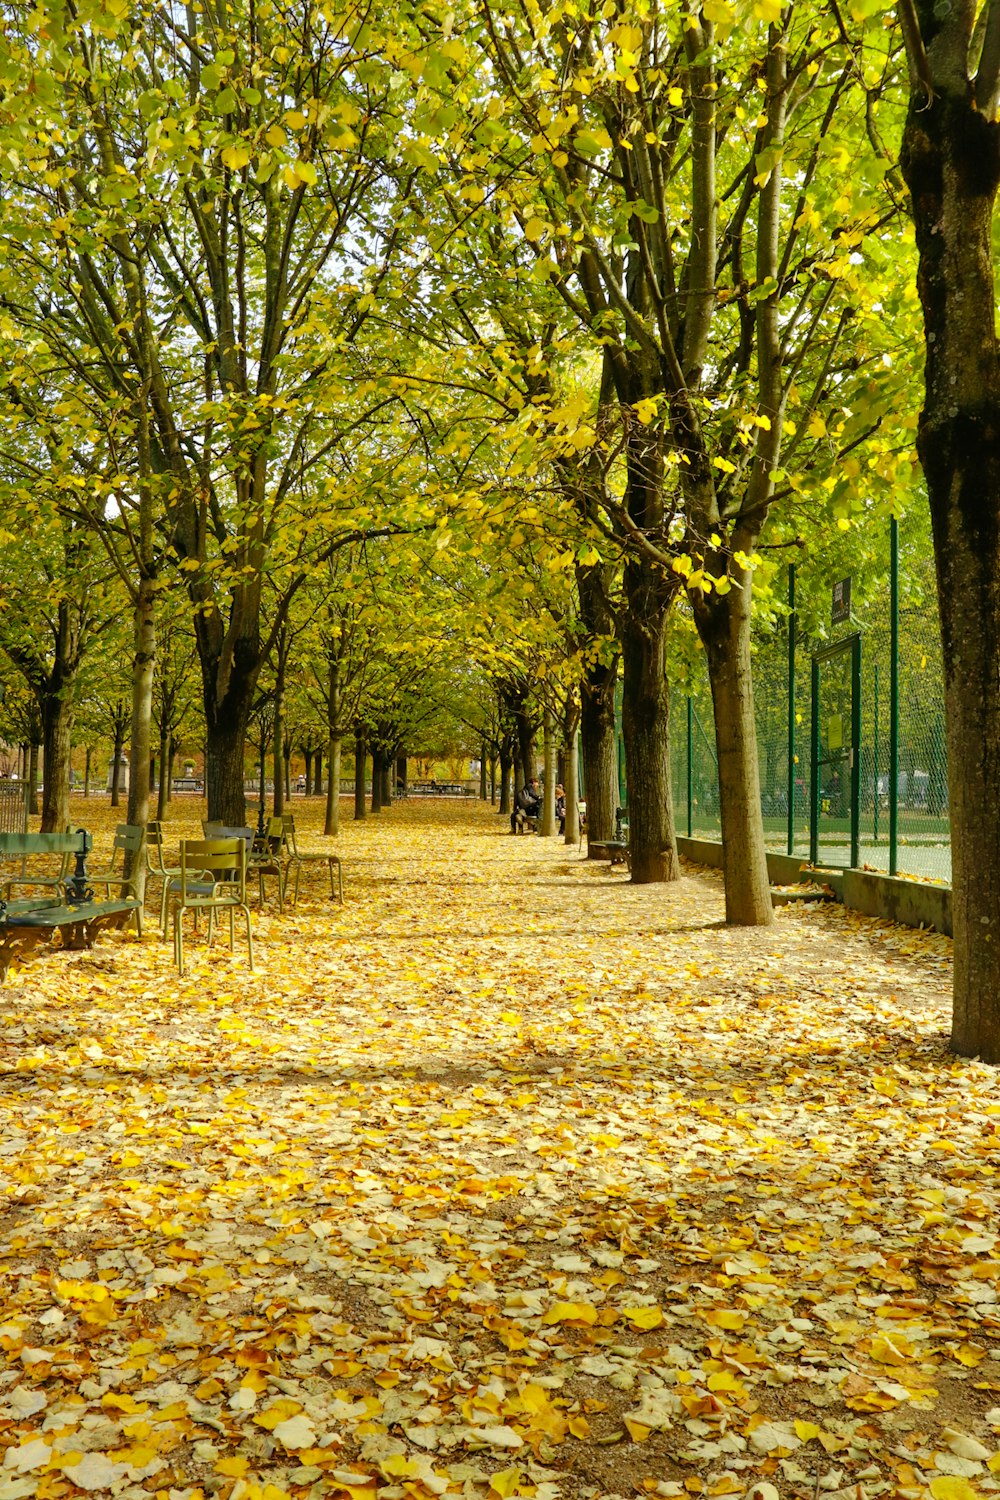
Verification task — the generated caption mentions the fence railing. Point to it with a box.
[0,780,28,835]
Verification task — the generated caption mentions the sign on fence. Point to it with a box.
[831,577,852,625]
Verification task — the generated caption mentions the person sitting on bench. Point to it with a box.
[511,778,541,833]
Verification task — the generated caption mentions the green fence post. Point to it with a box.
[889,516,899,876]
[787,563,796,857]
[810,654,820,866]
[687,695,693,838]
[851,634,862,870]
[873,662,880,846]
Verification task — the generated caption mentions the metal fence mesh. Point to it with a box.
[670,518,952,883]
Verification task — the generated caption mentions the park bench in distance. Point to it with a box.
[0,830,141,980]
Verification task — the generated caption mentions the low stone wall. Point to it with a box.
[676,837,951,937]
[841,868,952,936]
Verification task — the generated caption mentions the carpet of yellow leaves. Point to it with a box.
[0,797,996,1500]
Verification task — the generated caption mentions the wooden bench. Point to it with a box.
[0,831,140,980]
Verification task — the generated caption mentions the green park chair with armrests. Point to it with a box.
[281,814,343,906]
[171,837,253,977]
[87,823,144,937]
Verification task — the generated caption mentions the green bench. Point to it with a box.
[588,807,631,869]
[0,830,141,980]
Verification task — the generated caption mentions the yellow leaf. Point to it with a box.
[254,1398,302,1430]
[568,1414,590,1439]
[624,1417,652,1441]
[703,1309,747,1331]
[490,1468,521,1497]
[930,1480,980,1500]
[794,1420,822,1443]
[221,144,251,170]
[622,1305,663,1330]
[524,218,547,241]
[870,1333,914,1366]
[216,1457,250,1478]
[542,1301,598,1325]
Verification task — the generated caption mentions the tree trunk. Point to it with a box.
[40,692,73,833]
[499,747,512,815]
[619,559,680,883]
[284,737,292,802]
[564,720,580,846]
[166,739,175,803]
[110,715,125,808]
[354,734,367,820]
[84,745,91,798]
[479,745,487,800]
[380,758,392,807]
[325,736,341,835]
[303,747,312,796]
[27,740,39,819]
[697,582,774,926]
[273,679,285,816]
[516,710,535,790]
[125,570,156,898]
[540,706,557,836]
[397,754,407,796]
[579,654,618,852]
[205,708,250,826]
[157,730,170,820]
[371,751,383,813]
[901,79,1000,1058]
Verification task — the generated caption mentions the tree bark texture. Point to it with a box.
[620,576,680,884]
[110,720,124,808]
[564,721,581,846]
[354,735,367,820]
[498,748,512,815]
[325,736,341,836]
[902,65,1000,1058]
[126,570,156,899]
[697,581,774,926]
[540,706,557,836]
[41,694,73,834]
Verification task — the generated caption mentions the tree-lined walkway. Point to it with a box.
[1,801,994,1500]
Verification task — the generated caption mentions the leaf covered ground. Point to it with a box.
[0,798,997,1500]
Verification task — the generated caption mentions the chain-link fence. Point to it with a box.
[671,518,951,883]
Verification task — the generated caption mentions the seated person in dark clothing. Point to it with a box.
[511,778,541,833]
[554,784,566,835]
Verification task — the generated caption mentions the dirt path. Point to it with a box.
[1,798,995,1500]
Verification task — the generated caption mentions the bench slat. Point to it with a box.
[3,899,138,929]
[0,833,91,856]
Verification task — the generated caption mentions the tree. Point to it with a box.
[0,0,421,824]
[419,0,895,907]
[895,0,1000,1057]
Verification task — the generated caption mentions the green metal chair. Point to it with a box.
[202,822,283,910]
[281,815,343,906]
[171,837,253,977]
[147,821,184,938]
[88,823,144,937]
